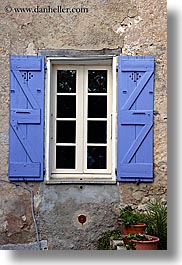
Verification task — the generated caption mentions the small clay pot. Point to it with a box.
[122,223,147,235]
[130,235,160,250]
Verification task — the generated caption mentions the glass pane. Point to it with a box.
[57,70,76,93]
[88,121,107,143]
[88,96,107,118]
[56,146,75,169]
[88,70,107,93]
[57,121,76,143]
[57,96,76,118]
[87,146,106,169]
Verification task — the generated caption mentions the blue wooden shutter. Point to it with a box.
[117,56,154,182]
[8,55,44,181]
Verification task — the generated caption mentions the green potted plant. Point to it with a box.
[144,199,167,250]
[122,199,166,250]
[97,230,122,250]
[117,205,147,235]
[123,233,160,250]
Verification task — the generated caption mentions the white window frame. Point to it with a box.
[51,65,84,174]
[83,65,112,175]
[45,56,117,184]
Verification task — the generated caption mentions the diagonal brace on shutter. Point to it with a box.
[12,70,40,109]
[121,71,153,111]
[10,120,39,162]
[120,109,153,164]
[120,122,153,164]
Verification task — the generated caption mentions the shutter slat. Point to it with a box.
[117,56,154,182]
[8,56,44,182]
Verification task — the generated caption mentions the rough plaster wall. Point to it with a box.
[0,0,167,249]
[115,0,167,208]
[0,182,39,245]
[38,185,120,250]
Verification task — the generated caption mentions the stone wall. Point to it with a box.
[0,0,167,249]
[118,0,167,209]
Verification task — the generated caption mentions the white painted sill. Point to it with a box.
[45,178,117,184]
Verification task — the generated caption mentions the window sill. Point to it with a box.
[46,178,117,184]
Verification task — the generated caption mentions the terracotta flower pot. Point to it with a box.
[131,235,160,250]
[117,219,147,235]
[122,223,147,235]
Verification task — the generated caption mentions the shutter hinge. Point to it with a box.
[43,168,46,175]
[116,66,118,72]
[44,66,47,71]
[115,168,117,176]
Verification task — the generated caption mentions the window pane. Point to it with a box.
[56,146,75,169]
[57,121,76,143]
[87,146,106,169]
[88,96,107,118]
[57,96,76,118]
[88,121,107,143]
[88,70,107,93]
[57,70,76,93]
